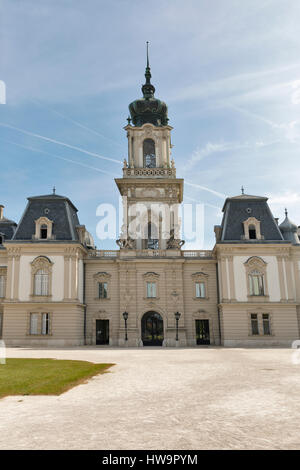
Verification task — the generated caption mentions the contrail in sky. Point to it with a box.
[185,180,226,199]
[0,139,115,176]
[0,122,121,164]
[30,99,123,149]
[184,195,222,211]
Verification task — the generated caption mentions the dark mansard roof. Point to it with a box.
[217,194,286,243]
[12,193,80,242]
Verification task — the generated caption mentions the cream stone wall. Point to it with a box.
[233,255,281,302]
[84,255,219,347]
[221,304,299,347]
[18,254,64,301]
[182,260,219,345]
[3,303,84,346]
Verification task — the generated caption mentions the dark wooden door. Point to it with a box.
[142,311,164,346]
[196,319,210,345]
[96,320,109,345]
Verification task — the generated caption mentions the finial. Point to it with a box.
[285,208,288,217]
[241,185,244,195]
[127,116,131,125]
[53,186,56,195]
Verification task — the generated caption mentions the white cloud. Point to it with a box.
[269,192,300,205]
[291,80,300,104]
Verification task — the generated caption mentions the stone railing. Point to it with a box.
[182,250,213,258]
[122,167,176,178]
[88,250,119,258]
[88,249,213,259]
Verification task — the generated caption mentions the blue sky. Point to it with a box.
[1,0,300,249]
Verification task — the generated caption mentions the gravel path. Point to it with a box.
[0,347,299,450]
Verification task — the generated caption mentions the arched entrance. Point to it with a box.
[141,311,164,346]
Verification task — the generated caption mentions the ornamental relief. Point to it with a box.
[191,271,209,281]
[93,272,111,282]
[244,256,266,270]
[31,256,53,274]
[143,272,160,281]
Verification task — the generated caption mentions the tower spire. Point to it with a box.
[144,41,152,85]
[146,41,149,68]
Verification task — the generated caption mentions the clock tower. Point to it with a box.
[115,44,184,251]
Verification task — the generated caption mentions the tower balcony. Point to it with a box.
[123,167,176,178]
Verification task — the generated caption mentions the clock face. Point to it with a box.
[145,153,156,168]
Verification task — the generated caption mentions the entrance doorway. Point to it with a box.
[96,319,109,345]
[195,319,210,345]
[141,311,164,346]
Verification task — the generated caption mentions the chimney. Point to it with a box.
[0,205,4,220]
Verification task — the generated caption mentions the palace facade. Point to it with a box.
[1,56,300,348]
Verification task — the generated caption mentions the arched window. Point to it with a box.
[34,269,49,296]
[143,139,156,168]
[249,269,264,296]
[248,225,256,239]
[147,222,159,249]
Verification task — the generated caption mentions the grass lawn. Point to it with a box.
[0,358,113,398]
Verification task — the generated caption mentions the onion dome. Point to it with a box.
[279,209,299,244]
[128,42,168,127]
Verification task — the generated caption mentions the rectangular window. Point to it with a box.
[262,313,271,335]
[0,275,5,298]
[41,313,50,335]
[0,313,3,338]
[30,313,39,335]
[147,282,156,298]
[249,274,264,296]
[195,282,206,298]
[98,282,108,299]
[251,314,259,335]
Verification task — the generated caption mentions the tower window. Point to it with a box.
[143,139,156,168]
[147,222,159,249]
[249,225,256,239]
[40,225,48,239]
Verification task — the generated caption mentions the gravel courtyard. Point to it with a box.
[0,347,299,450]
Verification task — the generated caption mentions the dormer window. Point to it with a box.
[243,217,262,240]
[248,225,256,239]
[40,225,48,239]
[34,217,53,240]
